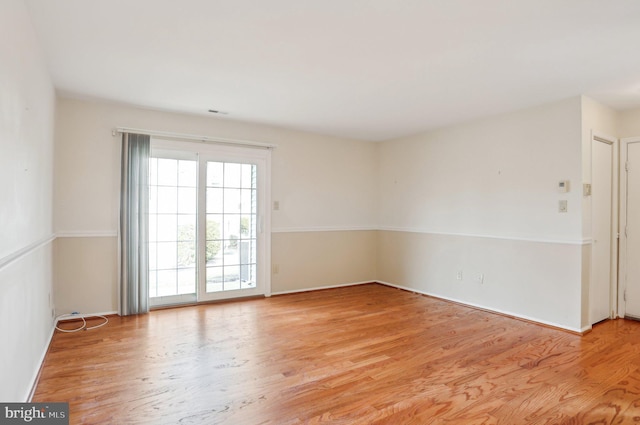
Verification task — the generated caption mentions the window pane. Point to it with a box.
[206,240,222,265]
[240,214,253,238]
[241,164,255,189]
[177,267,196,295]
[224,163,242,188]
[157,241,177,269]
[149,158,158,186]
[177,241,196,268]
[239,239,252,264]
[157,187,177,214]
[149,271,157,298]
[157,270,177,296]
[177,187,196,214]
[178,160,196,187]
[149,214,158,242]
[251,188,257,214]
[207,214,223,241]
[224,188,241,213]
[240,189,254,214]
[206,266,223,292]
[224,215,240,241]
[149,242,157,270]
[177,215,196,241]
[157,158,178,186]
[241,264,256,289]
[223,241,240,265]
[251,241,257,264]
[149,186,158,214]
[156,215,177,242]
[224,265,240,290]
[207,162,223,187]
[206,188,223,213]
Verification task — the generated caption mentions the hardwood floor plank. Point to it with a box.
[33,284,640,424]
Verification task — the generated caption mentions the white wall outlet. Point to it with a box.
[475,273,484,284]
[456,270,463,280]
[559,200,568,213]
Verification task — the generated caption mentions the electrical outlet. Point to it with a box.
[559,200,568,213]
[456,270,463,280]
[475,273,484,284]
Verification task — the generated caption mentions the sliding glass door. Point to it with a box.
[149,140,270,306]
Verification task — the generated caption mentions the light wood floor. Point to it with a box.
[33,283,640,424]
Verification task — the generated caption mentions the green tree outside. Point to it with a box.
[176,220,221,266]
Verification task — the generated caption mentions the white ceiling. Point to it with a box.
[24,0,640,141]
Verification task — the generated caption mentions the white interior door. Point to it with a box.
[624,141,640,318]
[590,136,615,324]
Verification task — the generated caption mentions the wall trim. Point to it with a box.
[0,234,56,273]
[272,226,377,233]
[378,226,588,245]
[55,310,118,320]
[52,228,592,247]
[56,231,117,238]
[376,280,586,334]
[271,280,373,296]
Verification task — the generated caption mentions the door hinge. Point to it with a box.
[626,161,630,172]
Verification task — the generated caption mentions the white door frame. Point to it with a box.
[590,132,619,322]
[619,137,640,318]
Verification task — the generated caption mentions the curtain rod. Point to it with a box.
[112,127,277,149]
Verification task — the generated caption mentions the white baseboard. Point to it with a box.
[56,311,118,322]
[26,322,56,402]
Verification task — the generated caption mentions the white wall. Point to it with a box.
[0,0,56,401]
[54,98,378,313]
[619,108,640,138]
[377,97,586,331]
[378,97,583,242]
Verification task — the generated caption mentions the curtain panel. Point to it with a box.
[118,133,150,316]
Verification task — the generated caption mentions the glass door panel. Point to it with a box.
[204,161,258,295]
[149,156,198,306]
